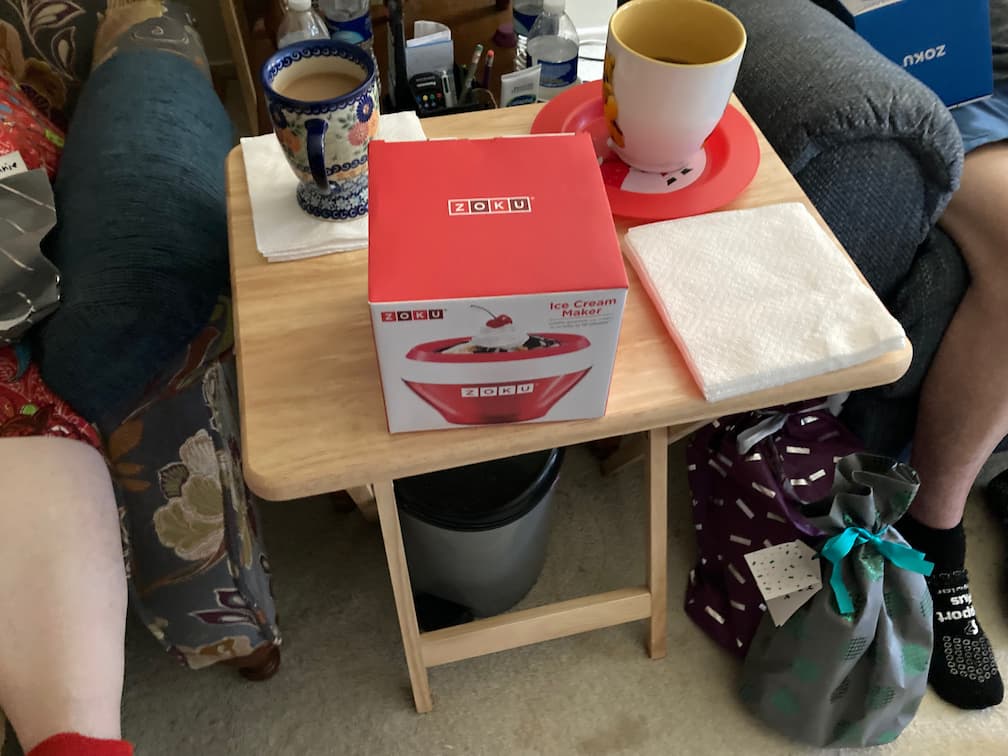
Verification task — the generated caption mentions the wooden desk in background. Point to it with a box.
[220,0,519,135]
[372,0,517,106]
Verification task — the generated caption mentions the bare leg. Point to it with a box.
[911,142,1008,528]
[0,437,127,752]
[903,142,1008,710]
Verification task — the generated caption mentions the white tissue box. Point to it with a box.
[367,134,628,433]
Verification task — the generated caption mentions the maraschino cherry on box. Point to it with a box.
[367,132,628,433]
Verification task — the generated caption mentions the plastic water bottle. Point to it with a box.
[526,0,579,100]
[277,0,328,49]
[319,0,374,54]
[513,0,543,70]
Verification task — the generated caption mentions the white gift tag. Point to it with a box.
[744,540,822,627]
[0,151,28,178]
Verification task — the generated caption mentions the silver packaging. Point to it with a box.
[0,168,60,346]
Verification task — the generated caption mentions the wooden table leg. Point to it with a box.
[600,421,709,477]
[346,484,378,522]
[373,480,433,713]
[646,426,669,659]
[599,432,647,477]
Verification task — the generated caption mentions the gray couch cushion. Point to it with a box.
[716,0,963,232]
[841,228,970,455]
[995,0,1008,80]
[715,0,969,453]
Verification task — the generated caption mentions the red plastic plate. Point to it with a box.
[530,81,761,221]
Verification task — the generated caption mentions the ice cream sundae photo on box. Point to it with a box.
[368,134,627,433]
[403,304,596,426]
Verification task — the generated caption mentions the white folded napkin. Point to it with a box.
[241,112,427,262]
[623,202,906,402]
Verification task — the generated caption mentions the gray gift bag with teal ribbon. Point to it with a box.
[740,453,934,747]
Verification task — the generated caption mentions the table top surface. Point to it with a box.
[226,101,912,501]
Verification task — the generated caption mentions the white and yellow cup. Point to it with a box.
[603,0,746,173]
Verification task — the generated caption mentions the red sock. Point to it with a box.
[27,733,133,756]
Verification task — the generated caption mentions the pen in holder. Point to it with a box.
[458,43,483,105]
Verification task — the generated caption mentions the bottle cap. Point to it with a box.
[288,0,312,11]
[543,0,565,13]
[493,22,517,48]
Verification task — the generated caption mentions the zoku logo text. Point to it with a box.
[380,309,444,323]
[903,44,946,67]
[448,197,532,215]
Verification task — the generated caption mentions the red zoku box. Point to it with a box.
[368,133,628,433]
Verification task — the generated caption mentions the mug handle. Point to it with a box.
[305,118,330,194]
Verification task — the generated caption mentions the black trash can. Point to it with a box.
[395,448,564,617]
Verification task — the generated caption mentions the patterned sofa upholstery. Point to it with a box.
[109,300,281,676]
[1,1,281,677]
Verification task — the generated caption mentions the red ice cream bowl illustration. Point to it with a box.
[402,333,593,425]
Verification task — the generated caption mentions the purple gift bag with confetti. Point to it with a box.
[684,397,863,657]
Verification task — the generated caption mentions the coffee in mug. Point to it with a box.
[276,71,364,102]
[262,40,379,220]
[603,0,746,173]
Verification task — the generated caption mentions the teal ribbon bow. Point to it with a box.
[820,525,934,615]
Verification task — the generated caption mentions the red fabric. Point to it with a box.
[27,734,133,756]
[0,69,64,181]
[0,347,101,449]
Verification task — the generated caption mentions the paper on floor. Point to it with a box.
[623,202,906,402]
[241,112,426,262]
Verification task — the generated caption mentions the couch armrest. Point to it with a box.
[717,0,962,206]
[34,49,234,429]
[840,226,970,455]
[715,0,964,299]
[109,356,280,670]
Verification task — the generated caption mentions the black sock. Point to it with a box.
[897,516,1003,709]
[926,569,1003,709]
[896,515,965,572]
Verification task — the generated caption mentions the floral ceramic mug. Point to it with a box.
[262,40,379,220]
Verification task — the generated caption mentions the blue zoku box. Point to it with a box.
[833,0,994,107]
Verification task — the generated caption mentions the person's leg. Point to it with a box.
[0,437,128,751]
[913,142,1008,526]
[902,141,1008,709]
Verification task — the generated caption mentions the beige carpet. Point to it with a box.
[104,443,1008,755]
